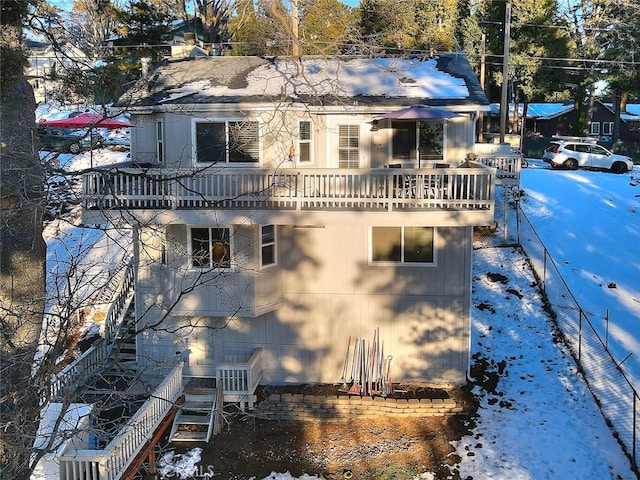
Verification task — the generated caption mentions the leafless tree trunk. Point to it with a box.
[0,2,47,477]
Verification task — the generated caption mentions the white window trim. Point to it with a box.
[298,120,313,164]
[603,122,614,136]
[337,124,361,169]
[590,122,601,136]
[192,117,261,166]
[368,226,437,266]
[259,225,277,269]
[187,225,235,271]
[156,120,164,163]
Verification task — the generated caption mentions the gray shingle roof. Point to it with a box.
[116,54,488,109]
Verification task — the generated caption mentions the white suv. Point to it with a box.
[543,138,634,174]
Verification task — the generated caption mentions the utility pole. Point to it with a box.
[291,0,300,56]
[499,2,511,144]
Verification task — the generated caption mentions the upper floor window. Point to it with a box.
[156,120,164,163]
[260,225,276,268]
[589,122,601,136]
[371,226,435,265]
[602,122,614,136]
[298,120,312,163]
[189,226,231,269]
[338,125,359,168]
[195,120,260,164]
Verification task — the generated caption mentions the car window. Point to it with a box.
[546,143,560,151]
[590,145,607,155]
[564,144,576,151]
[574,144,591,153]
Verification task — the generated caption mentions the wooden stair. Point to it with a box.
[105,305,138,374]
[169,386,221,443]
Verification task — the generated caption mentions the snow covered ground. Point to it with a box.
[38,112,639,479]
[519,160,640,388]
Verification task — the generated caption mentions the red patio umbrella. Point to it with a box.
[41,113,135,129]
[40,113,134,167]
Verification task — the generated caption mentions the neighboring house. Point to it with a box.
[26,40,88,104]
[522,102,576,138]
[82,53,494,388]
[603,102,640,142]
[486,102,576,138]
[487,101,640,142]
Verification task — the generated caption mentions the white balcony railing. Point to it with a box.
[49,340,108,401]
[83,167,495,213]
[475,154,523,185]
[48,258,134,402]
[58,362,184,480]
[102,260,135,346]
[216,347,263,410]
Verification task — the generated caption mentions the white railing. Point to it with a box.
[59,362,184,480]
[475,154,522,185]
[83,167,495,213]
[48,258,134,402]
[102,260,135,346]
[50,340,108,401]
[216,347,263,410]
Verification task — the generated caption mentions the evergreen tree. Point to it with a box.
[599,0,640,140]
[469,0,570,130]
[228,0,288,55]
[561,0,603,134]
[359,0,459,54]
[298,0,356,55]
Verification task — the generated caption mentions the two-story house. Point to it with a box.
[84,53,494,389]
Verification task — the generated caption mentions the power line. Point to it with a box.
[485,54,640,67]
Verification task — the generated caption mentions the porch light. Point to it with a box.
[370,120,379,132]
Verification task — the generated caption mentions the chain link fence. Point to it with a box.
[477,185,638,473]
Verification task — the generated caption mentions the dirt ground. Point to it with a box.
[143,384,478,480]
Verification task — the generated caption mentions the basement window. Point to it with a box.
[370,226,435,265]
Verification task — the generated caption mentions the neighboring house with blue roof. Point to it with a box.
[487,101,640,142]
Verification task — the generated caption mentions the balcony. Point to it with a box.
[82,165,496,227]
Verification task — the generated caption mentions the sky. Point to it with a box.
[35,101,640,480]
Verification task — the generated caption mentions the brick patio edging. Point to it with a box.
[252,393,465,421]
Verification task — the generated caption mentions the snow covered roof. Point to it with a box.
[116,54,488,110]
[524,103,574,119]
[489,102,574,119]
[603,103,640,122]
[490,101,640,122]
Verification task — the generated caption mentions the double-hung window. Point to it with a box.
[298,120,312,163]
[338,125,359,168]
[156,120,164,163]
[260,225,276,268]
[189,227,231,269]
[603,122,614,136]
[371,226,435,264]
[195,120,260,164]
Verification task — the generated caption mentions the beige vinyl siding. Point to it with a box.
[138,224,283,318]
[138,223,472,385]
